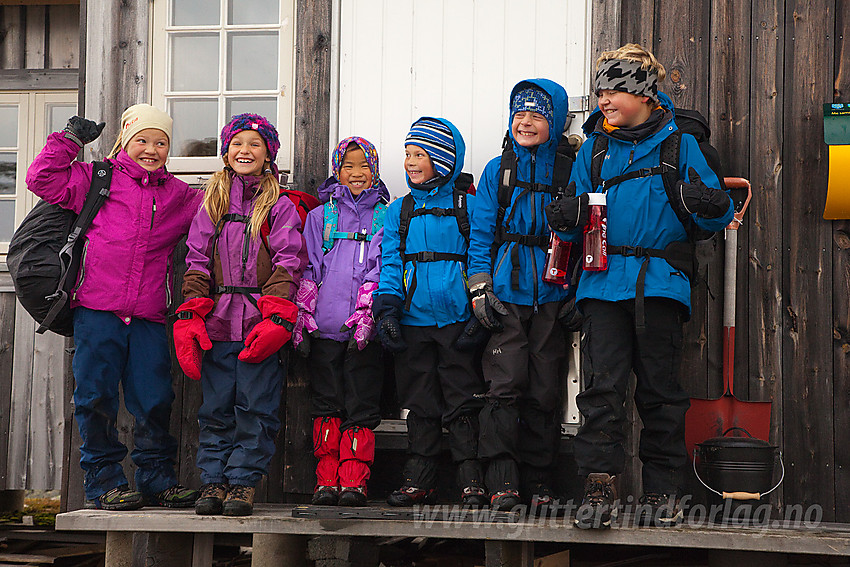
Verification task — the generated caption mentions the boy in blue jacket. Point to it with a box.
[467,79,572,511]
[374,117,487,507]
[545,44,733,529]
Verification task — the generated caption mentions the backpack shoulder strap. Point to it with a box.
[397,194,415,257]
[453,172,472,243]
[659,131,714,241]
[321,199,339,252]
[590,135,608,193]
[495,134,517,242]
[372,200,388,235]
[551,134,577,194]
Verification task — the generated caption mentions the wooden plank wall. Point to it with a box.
[0,4,80,70]
[593,0,850,521]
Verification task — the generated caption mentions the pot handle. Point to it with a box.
[721,426,755,438]
[693,449,786,500]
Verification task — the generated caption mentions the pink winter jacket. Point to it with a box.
[25,132,203,325]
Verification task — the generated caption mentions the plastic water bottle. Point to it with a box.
[583,192,608,271]
[542,233,572,287]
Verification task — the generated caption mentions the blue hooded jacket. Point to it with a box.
[567,91,733,314]
[467,78,571,307]
[377,117,473,327]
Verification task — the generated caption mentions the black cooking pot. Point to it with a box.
[695,427,779,503]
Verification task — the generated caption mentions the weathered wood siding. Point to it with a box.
[593,0,850,521]
[0,4,80,70]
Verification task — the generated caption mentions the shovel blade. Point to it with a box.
[685,394,772,458]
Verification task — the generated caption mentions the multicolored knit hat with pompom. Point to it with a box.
[331,136,380,184]
[220,113,280,162]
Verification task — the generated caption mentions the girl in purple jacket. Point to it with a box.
[25,104,202,511]
[293,137,388,507]
[174,114,304,516]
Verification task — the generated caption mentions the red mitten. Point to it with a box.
[173,297,214,380]
[238,296,298,363]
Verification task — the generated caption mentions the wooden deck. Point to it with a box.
[56,504,850,566]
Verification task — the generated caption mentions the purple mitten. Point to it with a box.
[293,279,319,349]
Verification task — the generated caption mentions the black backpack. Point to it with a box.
[396,172,474,310]
[7,161,113,336]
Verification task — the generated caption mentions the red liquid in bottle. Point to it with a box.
[583,192,608,271]
[542,233,572,287]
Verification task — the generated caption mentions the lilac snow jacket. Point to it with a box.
[303,178,388,341]
[25,132,202,325]
[184,174,305,342]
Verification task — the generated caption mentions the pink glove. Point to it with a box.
[292,279,319,351]
[340,282,378,351]
[238,296,298,363]
[173,297,214,380]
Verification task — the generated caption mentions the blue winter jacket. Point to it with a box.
[377,118,472,327]
[567,92,734,314]
[467,78,571,307]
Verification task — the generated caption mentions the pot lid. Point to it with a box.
[698,427,774,449]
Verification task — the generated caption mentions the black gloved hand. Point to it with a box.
[677,167,730,219]
[468,273,507,332]
[373,294,407,353]
[545,182,589,231]
[295,331,312,358]
[63,116,106,147]
[453,317,491,351]
[557,297,584,333]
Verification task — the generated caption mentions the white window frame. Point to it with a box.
[0,91,77,256]
[150,0,296,178]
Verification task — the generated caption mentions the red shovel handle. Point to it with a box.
[724,177,751,230]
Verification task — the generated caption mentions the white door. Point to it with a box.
[334,0,591,199]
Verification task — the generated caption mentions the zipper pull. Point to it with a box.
[359,230,366,263]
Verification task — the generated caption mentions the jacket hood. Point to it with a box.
[406,116,466,195]
[508,78,569,155]
[582,91,675,136]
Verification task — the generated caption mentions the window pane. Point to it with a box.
[225,98,277,124]
[169,98,219,157]
[0,200,14,241]
[0,106,18,148]
[48,104,76,136]
[0,153,15,195]
[172,0,220,26]
[226,32,277,91]
[227,0,277,25]
[170,34,219,92]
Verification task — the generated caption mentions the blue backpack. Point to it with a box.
[321,198,389,253]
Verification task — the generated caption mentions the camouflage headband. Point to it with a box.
[595,58,658,100]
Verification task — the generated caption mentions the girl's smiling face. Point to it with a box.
[404,144,436,185]
[125,128,170,171]
[226,130,269,176]
[338,146,373,195]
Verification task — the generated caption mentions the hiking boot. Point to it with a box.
[387,486,437,507]
[223,484,255,516]
[311,485,339,506]
[461,485,488,508]
[84,485,144,511]
[338,486,368,507]
[195,483,228,515]
[527,484,557,516]
[574,473,618,529]
[490,490,521,511]
[637,493,683,527]
[148,484,199,508]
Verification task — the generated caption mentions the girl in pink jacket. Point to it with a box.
[25,104,203,511]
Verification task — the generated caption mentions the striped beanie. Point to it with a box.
[220,113,280,162]
[511,86,554,127]
[404,117,455,179]
[332,136,380,184]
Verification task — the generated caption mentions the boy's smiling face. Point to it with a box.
[404,144,436,185]
[338,145,373,196]
[511,111,550,148]
[125,128,170,171]
[597,89,653,128]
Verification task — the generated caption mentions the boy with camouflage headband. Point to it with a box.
[545,43,733,529]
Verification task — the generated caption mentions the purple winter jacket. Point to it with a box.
[184,174,305,342]
[303,177,388,341]
[25,132,202,325]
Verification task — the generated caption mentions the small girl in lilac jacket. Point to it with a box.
[294,137,388,507]
[25,104,202,511]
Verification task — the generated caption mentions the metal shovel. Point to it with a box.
[685,178,772,458]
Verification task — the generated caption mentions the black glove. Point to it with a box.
[677,167,730,219]
[557,298,584,333]
[545,182,589,231]
[468,273,507,332]
[63,116,106,147]
[453,317,491,351]
[373,294,407,353]
[295,331,312,358]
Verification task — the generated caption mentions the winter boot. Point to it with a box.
[312,416,342,505]
[387,456,438,506]
[338,426,375,507]
[574,473,618,529]
[222,484,255,516]
[456,459,487,507]
[485,457,520,511]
